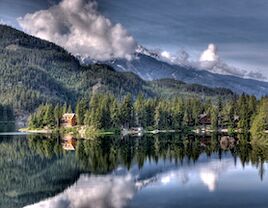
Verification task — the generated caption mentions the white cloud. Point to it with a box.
[198,44,267,80]
[161,51,172,60]
[17,0,137,61]
[200,43,219,62]
[158,49,190,67]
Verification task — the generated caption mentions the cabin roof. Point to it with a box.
[199,113,208,119]
[62,113,76,118]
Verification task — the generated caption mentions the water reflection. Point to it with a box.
[0,133,268,208]
[23,157,267,208]
[25,174,135,208]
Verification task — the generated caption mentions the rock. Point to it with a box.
[220,136,236,150]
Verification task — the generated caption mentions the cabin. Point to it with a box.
[199,113,211,126]
[61,113,77,127]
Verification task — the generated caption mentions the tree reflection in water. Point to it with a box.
[0,133,268,208]
[24,133,268,180]
[73,133,267,178]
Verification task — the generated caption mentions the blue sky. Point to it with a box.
[1,0,268,77]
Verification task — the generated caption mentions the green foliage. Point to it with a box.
[211,106,218,130]
[120,94,134,128]
[0,104,14,122]
[251,97,268,139]
[29,103,66,129]
[75,98,88,125]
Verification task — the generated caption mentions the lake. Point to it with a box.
[0,133,268,208]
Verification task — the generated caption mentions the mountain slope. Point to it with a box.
[0,25,153,112]
[0,25,234,116]
[108,52,268,97]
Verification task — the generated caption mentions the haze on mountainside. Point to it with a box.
[7,0,267,82]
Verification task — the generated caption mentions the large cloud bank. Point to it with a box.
[18,0,137,61]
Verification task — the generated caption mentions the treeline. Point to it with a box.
[28,93,268,135]
[28,103,73,129]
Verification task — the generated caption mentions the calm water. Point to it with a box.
[0,133,268,208]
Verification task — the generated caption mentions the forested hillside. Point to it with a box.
[0,25,234,118]
[0,25,152,112]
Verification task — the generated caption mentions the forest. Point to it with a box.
[0,104,15,122]
[28,93,268,140]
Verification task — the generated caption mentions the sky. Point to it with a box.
[0,0,268,79]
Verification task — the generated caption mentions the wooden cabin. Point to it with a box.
[61,113,77,127]
[199,113,211,125]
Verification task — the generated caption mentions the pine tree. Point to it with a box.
[54,104,61,128]
[75,98,88,125]
[154,103,162,129]
[211,106,218,131]
[67,105,72,113]
[44,104,55,127]
[120,94,134,128]
[111,99,120,128]
[134,94,146,127]
[238,93,250,131]
[62,103,67,114]
[251,98,268,138]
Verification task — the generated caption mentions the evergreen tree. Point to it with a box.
[44,104,55,127]
[134,94,146,126]
[251,98,268,138]
[120,94,134,128]
[238,93,250,131]
[211,106,218,131]
[111,99,120,128]
[75,99,88,125]
[62,103,67,114]
[67,105,72,113]
[54,104,61,128]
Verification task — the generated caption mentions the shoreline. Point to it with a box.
[18,126,239,137]
[19,128,53,134]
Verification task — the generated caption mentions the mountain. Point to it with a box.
[107,49,268,97]
[0,25,235,118]
[0,25,152,112]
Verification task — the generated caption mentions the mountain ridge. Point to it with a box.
[106,49,268,97]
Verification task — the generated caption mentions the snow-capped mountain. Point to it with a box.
[104,47,268,97]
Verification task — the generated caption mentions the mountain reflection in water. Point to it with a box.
[0,133,268,208]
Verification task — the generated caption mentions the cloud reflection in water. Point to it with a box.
[25,174,135,208]
[25,159,235,208]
